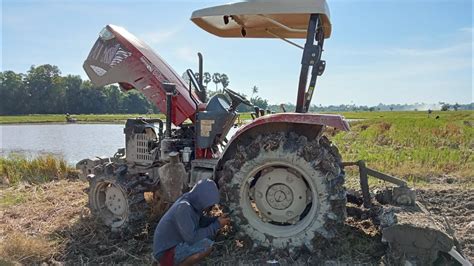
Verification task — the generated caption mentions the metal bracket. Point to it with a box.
[343,160,411,208]
[264,29,304,49]
[316,60,326,76]
[301,44,321,66]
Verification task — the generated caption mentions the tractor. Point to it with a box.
[76,0,470,264]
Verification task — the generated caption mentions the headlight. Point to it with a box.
[99,27,115,41]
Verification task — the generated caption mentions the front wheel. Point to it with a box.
[88,175,147,231]
[218,132,346,249]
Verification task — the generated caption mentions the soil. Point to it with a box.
[0,180,472,265]
[417,189,474,262]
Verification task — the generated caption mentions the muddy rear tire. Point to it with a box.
[218,132,346,249]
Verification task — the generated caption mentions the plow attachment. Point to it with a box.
[344,161,472,265]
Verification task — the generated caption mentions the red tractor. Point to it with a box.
[77,0,468,264]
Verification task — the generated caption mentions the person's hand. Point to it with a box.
[218,213,231,228]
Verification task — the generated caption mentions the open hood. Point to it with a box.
[83,25,201,125]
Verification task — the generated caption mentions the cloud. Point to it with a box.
[140,27,181,44]
[175,46,198,63]
[391,41,472,57]
[458,27,473,33]
[319,34,473,105]
[331,41,472,58]
[329,40,472,80]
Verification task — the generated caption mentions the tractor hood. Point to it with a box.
[191,0,331,39]
[83,25,201,125]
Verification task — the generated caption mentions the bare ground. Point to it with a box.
[417,189,474,261]
[0,180,472,265]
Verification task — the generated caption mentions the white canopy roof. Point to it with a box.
[191,0,331,39]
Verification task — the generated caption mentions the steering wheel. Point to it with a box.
[224,88,252,109]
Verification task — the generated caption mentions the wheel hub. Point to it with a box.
[105,185,127,216]
[266,184,293,210]
[253,168,309,223]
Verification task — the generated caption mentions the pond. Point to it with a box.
[0,123,240,165]
[0,124,125,164]
[0,119,352,165]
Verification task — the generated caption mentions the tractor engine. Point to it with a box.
[77,92,239,228]
[75,117,190,229]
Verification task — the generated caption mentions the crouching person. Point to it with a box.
[153,179,230,266]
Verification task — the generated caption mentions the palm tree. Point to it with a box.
[220,74,229,90]
[197,72,211,102]
[203,72,211,87]
[251,85,258,98]
[212,73,221,92]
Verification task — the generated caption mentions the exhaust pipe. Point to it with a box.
[198,52,203,88]
[162,82,177,138]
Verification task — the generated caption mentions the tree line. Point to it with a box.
[1,64,471,115]
[0,65,156,115]
[0,65,267,116]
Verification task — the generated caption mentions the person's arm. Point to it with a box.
[199,215,218,227]
[175,203,220,244]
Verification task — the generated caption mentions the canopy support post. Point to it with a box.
[295,14,326,113]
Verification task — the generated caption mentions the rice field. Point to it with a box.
[330,110,473,186]
[0,110,472,187]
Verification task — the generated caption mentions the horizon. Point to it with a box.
[2,0,473,106]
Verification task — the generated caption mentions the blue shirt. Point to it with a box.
[153,179,221,259]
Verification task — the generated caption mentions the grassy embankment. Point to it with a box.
[0,114,165,124]
[0,155,78,206]
[0,113,255,124]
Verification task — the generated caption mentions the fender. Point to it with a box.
[216,113,350,173]
[232,113,349,141]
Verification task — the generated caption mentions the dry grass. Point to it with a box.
[0,180,88,264]
[0,233,56,264]
[0,179,157,265]
[0,177,471,264]
[0,154,79,185]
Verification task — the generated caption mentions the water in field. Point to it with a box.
[0,124,125,164]
[0,123,240,164]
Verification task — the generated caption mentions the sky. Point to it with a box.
[1,0,473,106]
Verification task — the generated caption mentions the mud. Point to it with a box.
[44,203,385,265]
[206,202,386,265]
[1,181,472,264]
[417,188,474,262]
